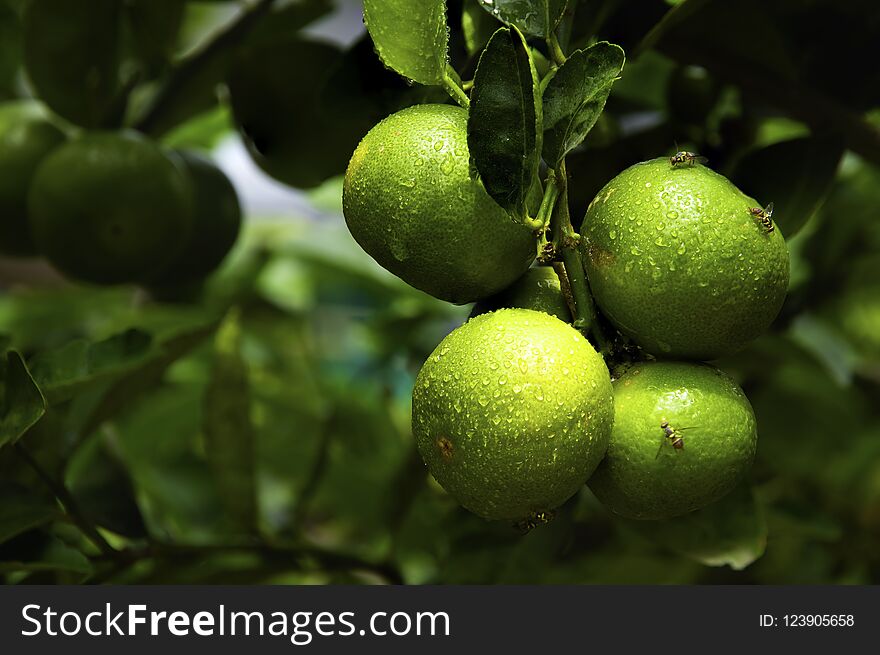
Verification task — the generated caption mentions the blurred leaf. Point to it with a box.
[468,26,542,218]
[363,0,449,86]
[66,435,148,539]
[542,41,624,165]
[0,483,58,544]
[732,135,845,238]
[28,329,154,405]
[625,483,767,570]
[0,535,92,577]
[0,2,21,98]
[161,103,232,150]
[0,351,47,448]
[203,309,258,534]
[23,0,125,127]
[477,0,568,38]
[462,0,499,57]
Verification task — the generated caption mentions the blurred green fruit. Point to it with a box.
[0,100,65,256]
[412,309,613,521]
[343,105,536,304]
[581,157,790,360]
[472,266,572,321]
[28,131,193,285]
[149,150,241,285]
[588,361,757,520]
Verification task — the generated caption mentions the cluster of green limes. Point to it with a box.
[0,100,240,288]
[343,105,790,525]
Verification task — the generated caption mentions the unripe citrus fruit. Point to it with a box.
[0,101,65,256]
[343,104,536,304]
[149,150,242,285]
[581,158,789,360]
[28,131,193,285]
[588,361,757,520]
[412,308,613,521]
[472,266,572,322]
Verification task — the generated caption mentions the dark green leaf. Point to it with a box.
[732,135,845,238]
[0,483,58,544]
[23,0,125,127]
[0,351,47,448]
[28,329,154,405]
[468,26,542,217]
[478,0,568,38]
[625,483,767,570]
[0,2,21,98]
[66,436,148,539]
[542,41,625,165]
[0,533,92,576]
[364,0,449,85]
[203,309,257,533]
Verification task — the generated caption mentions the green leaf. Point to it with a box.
[122,0,185,77]
[625,483,767,570]
[23,0,125,127]
[203,309,258,534]
[0,2,22,98]
[363,0,449,85]
[0,483,58,544]
[542,41,625,165]
[477,0,568,38]
[0,534,92,577]
[468,26,542,218]
[732,135,845,238]
[28,329,154,405]
[462,0,500,57]
[0,351,47,448]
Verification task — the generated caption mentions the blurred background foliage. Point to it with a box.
[1,0,879,584]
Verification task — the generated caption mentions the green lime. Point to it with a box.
[0,101,65,256]
[149,150,242,285]
[28,131,193,285]
[581,157,790,360]
[471,266,572,322]
[343,104,537,304]
[588,361,757,520]
[412,308,613,521]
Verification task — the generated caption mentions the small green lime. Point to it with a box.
[588,361,757,520]
[149,150,242,285]
[28,131,193,285]
[0,100,65,256]
[581,158,790,360]
[413,308,613,521]
[343,104,536,304]
[471,266,572,322]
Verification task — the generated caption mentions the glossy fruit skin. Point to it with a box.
[343,104,536,304]
[28,131,193,285]
[149,150,242,285]
[471,266,572,322]
[588,361,757,520]
[412,309,614,521]
[581,158,789,360]
[0,101,65,256]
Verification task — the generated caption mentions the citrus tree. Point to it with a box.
[0,0,879,584]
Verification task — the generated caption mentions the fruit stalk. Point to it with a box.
[442,65,471,110]
[551,161,610,354]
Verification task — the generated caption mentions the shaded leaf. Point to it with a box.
[478,0,568,38]
[462,0,500,57]
[28,329,154,405]
[625,482,767,570]
[0,351,47,448]
[468,26,542,217]
[364,0,449,85]
[0,534,92,576]
[0,483,58,544]
[123,0,185,77]
[203,309,257,533]
[542,41,625,165]
[732,135,845,238]
[23,0,125,127]
[66,436,148,539]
